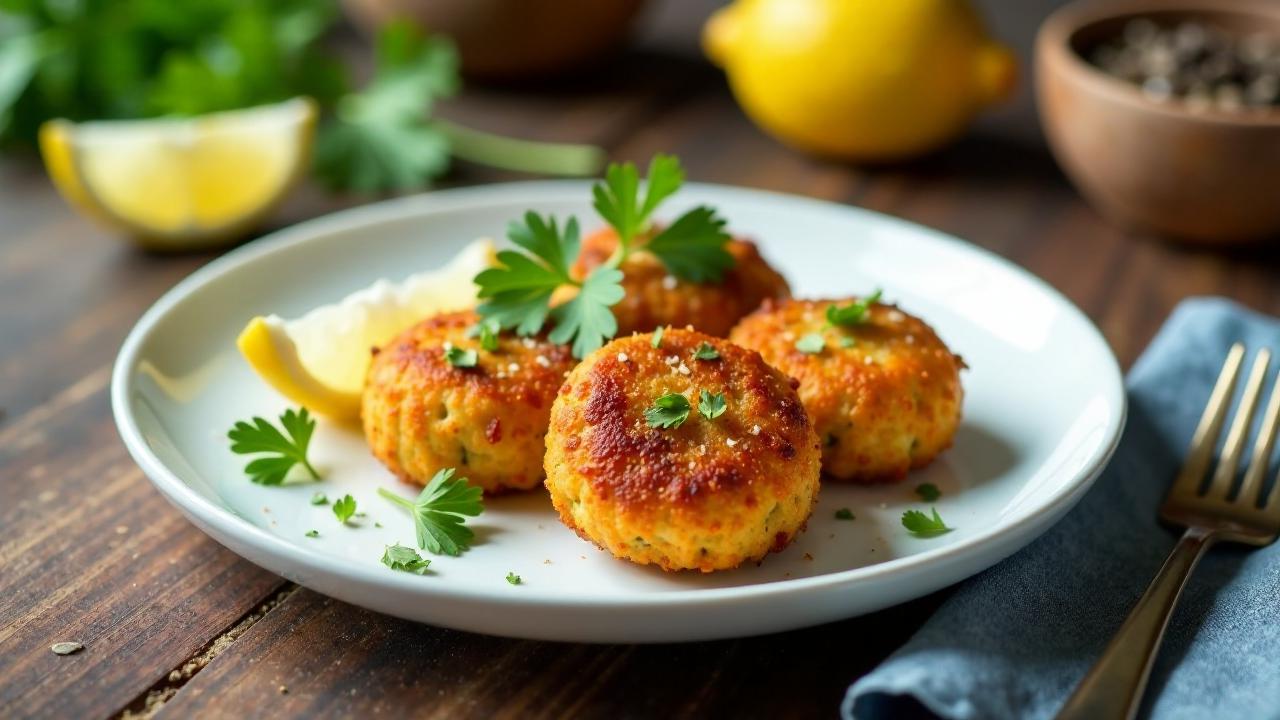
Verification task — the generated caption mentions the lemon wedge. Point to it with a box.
[237,238,497,421]
[40,98,316,249]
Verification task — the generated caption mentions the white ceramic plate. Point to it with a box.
[113,182,1125,643]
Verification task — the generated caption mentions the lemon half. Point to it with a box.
[40,98,316,249]
[237,238,497,421]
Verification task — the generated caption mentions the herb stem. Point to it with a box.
[301,458,320,480]
[433,118,606,177]
[377,487,415,509]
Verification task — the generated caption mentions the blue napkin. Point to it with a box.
[845,298,1280,720]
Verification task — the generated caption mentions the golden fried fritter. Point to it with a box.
[730,298,964,483]
[363,311,576,493]
[573,227,790,337]
[544,329,821,572]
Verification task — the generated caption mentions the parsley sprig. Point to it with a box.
[475,213,625,358]
[474,155,734,358]
[594,155,733,282]
[228,407,319,485]
[378,468,484,556]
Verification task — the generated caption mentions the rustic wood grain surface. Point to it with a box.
[5,10,1280,720]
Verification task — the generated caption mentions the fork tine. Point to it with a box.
[1175,343,1246,498]
[1238,359,1280,506]
[1207,349,1271,499]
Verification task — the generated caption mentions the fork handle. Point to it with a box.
[1056,526,1216,720]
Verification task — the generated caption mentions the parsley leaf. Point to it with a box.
[698,390,727,421]
[645,393,691,429]
[916,483,941,502]
[333,494,357,523]
[445,346,478,367]
[305,529,319,538]
[839,336,856,348]
[378,468,484,556]
[835,508,855,520]
[795,333,825,354]
[382,544,432,574]
[593,154,682,246]
[827,290,884,327]
[310,492,328,506]
[547,265,625,358]
[466,318,501,351]
[476,212,623,358]
[693,342,720,361]
[651,325,665,348]
[228,407,320,485]
[644,207,733,283]
[505,571,522,585]
[902,508,952,537]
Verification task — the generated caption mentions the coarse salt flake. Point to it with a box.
[750,424,761,435]
[662,275,678,290]
[616,352,629,363]
[678,363,691,375]
[535,355,551,367]
[725,438,738,447]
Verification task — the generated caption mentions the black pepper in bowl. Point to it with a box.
[1090,18,1280,111]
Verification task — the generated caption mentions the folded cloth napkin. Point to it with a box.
[844,298,1280,720]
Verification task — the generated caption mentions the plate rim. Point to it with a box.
[111,179,1128,611]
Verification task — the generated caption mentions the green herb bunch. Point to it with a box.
[0,2,602,191]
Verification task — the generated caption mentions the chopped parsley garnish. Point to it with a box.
[466,318,501,351]
[698,390,727,421]
[902,508,951,537]
[915,483,941,502]
[378,468,484,556]
[310,492,329,506]
[305,529,319,538]
[475,155,732,359]
[826,290,883,327]
[835,508,855,520]
[839,336,856,348]
[333,495,357,524]
[693,342,720,361]
[228,407,320,485]
[505,571,522,585]
[652,325,665,348]
[644,393,691,429]
[382,544,432,574]
[444,346,478,367]
[795,333,825,354]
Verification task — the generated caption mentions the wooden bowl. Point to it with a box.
[342,0,648,81]
[1036,0,1280,243]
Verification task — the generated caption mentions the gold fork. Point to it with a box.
[1058,344,1280,720]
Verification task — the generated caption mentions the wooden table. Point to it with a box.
[5,15,1280,720]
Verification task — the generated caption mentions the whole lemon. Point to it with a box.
[704,0,1017,162]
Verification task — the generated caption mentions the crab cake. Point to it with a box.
[730,298,964,483]
[544,329,820,572]
[363,310,576,494]
[572,227,790,337]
